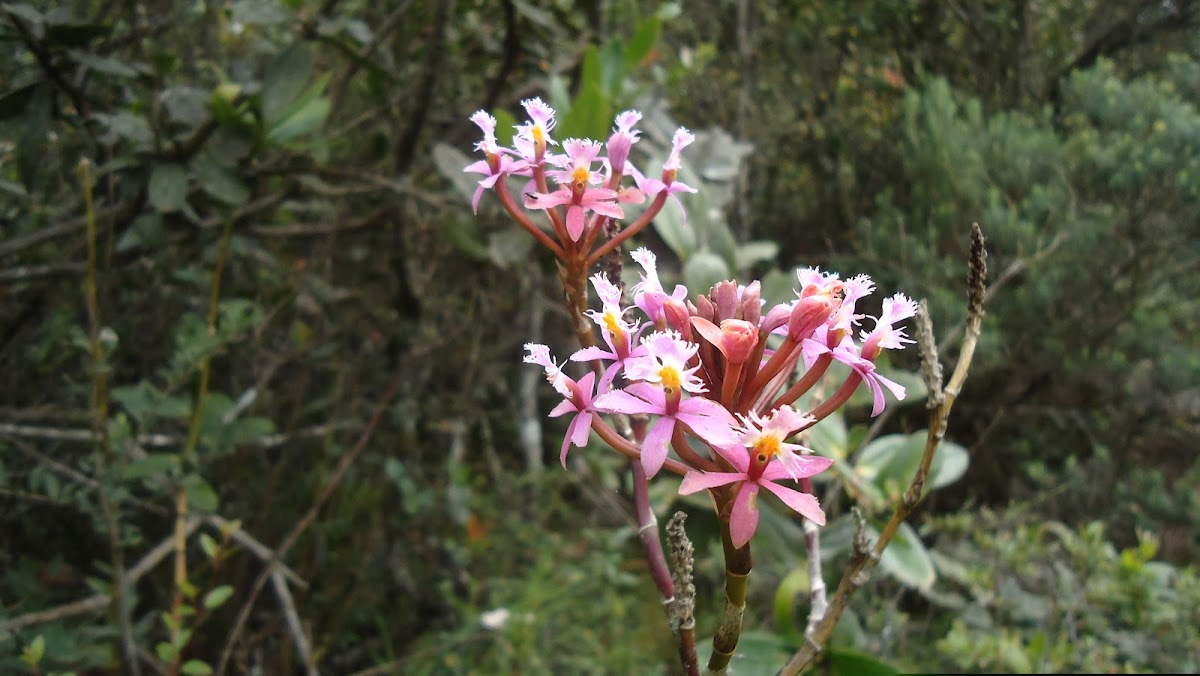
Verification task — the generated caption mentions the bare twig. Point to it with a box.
[215,370,405,676]
[0,523,199,633]
[271,572,318,676]
[326,0,416,121]
[779,223,988,675]
[0,421,353,451]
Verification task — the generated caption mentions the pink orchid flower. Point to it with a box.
[630,127,698,222]
[679,407,833,548]
[570,273,646,392]
[524,138,625,240]
[630,247,688,324]
[593,332,737,477]
[524,343,596,467]
[463,111,529,214]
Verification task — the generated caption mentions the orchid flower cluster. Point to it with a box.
[465,98,917,549]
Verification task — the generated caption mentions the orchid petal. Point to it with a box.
[641,416,676,477]
[678,471,745,494]
[729,482,761,549]
[760,480,826,525]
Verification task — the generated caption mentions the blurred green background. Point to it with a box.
[1,1,1198,674]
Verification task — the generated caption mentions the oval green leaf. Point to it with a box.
[682,249,730,299]
[148,163,189,213]
[878,521,937,589]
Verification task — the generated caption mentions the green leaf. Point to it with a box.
[600,38,626,99]
[123,454,176,481]
[878,521,937,589]
[929,440,969,490]
[161,85,211,126]
[183,474,219,513]
[181,660,213,676]
[682,249,730,298]
[441,215,489,261]
[759,267,797,308]
[20,635,44,667]
[773,566,809,644]
[265,96,329,145]
[734,240,780,271]
[651,189,697,258]
[828,648,901,676]
[70,50,140,78]
[191,153,250,206]
[579,44,603,96]
[493,108,517,147]
[200,533,219,560]
[16,83,50,191]
[149,163,190,213]
[854,433,923,501]
[807,409,848,460]
[203,585,234,609]
[261,43,315,124]
[697,630,791,673]
[625,16,661,66]
[431,142,483,206]
[0,82,38,121]
[559,80,611,141]
[487,228,535,269]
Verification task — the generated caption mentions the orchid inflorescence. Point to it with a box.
[465,98,917,549]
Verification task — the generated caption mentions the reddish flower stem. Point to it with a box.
[494,180,565,258]
[768,353,835,414]
[590,417,691,477]
[587,191,669,266]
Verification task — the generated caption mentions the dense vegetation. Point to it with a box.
[1,1,1197,674]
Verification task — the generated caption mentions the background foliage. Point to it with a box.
[1,0,1197,673]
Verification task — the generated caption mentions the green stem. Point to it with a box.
[708,514,752,674]
[80,159,140,676]
[169,216,234,673]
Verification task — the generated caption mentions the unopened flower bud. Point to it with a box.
[760,303,792,335]
[606,110,642,175]
[691,317,757,365]
[696,295,716,322]
[739,280,762,325]
[718,319,757,364]
[788,296,833,341]
[663,298,693,340]
[710,280,739,321]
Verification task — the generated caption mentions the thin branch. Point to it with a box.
[0,523,198,633]
[0,421,354,451]
[215,370,405,676]
[326,0,416,121]
[779,223,988,676]
[271,571,317,676]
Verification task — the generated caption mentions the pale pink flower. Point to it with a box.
[594,332,737,477]
[630,247,688,324]
[678,422,832,548]
[571,273,646,391]
[512,97,557,163]
[524,343,597,467]
[594,382,737,478]
[860,293,918,359]
[463,111,528,213]
[803,326,906,416]
[606,110,642,175]
[630,128,698,222]
[524,138,624,240]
